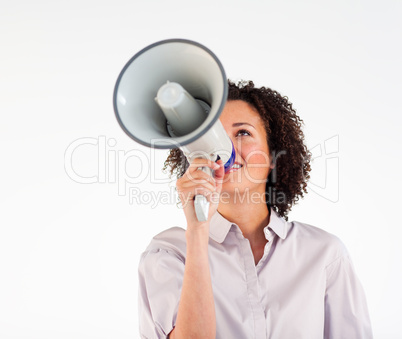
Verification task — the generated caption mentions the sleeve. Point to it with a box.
[324,253,373,339]
[138,248,185,339]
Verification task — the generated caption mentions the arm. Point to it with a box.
[169,159,224,339]
[169,223,215,338]
[324,253,373,339]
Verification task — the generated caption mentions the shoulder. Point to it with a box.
[285,219,348,265]
[140,227,187,264]
[288,219,342,243]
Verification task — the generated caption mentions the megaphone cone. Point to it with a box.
[113,39,235,221]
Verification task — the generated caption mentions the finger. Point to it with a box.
[214,160,225,194]
[178,169,215,185]
[184,171,216,185]
[178,188,214,206]
[214,160,225,179]
[179,180,216,193]
[188,158,220,172]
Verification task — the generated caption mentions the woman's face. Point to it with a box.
[219,100,273,196]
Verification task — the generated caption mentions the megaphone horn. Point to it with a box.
[113,39,235,221]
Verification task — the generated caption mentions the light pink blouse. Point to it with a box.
[138,208,373,338]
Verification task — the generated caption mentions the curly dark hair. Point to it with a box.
[163,80,311,220]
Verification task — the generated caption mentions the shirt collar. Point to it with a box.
[265,207,288,240]
[209,212,233,243]
[209,207,288,243]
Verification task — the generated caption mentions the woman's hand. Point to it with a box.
[176,158,224,228]
[169,158,223,339]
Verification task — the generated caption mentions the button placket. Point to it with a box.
[237,233,267,338]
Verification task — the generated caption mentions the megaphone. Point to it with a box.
[113,39,235,221]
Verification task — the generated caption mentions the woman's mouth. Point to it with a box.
[228,163,243,173]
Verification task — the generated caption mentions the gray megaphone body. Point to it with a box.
[113,39,235,222]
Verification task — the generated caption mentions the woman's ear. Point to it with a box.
[269,155,276,170]
[268,152,276,170]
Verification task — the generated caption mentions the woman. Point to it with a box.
[138,81,373,338]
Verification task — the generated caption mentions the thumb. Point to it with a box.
[214,159,225,194]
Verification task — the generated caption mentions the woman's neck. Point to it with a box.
[217,191,270,243]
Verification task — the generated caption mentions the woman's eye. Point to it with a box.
[236,129,251,137]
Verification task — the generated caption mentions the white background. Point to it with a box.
[1,0,401,338]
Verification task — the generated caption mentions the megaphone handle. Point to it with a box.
[194,195,209,222]
[194,165,212,222]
